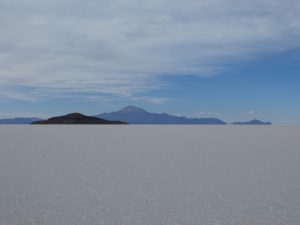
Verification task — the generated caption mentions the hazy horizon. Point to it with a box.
[0,105,275,125]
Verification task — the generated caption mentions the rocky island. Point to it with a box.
[32,113,127,125]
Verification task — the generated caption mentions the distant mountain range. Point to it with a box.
[231,119,272,125]
[96,106,227,124]
[32,113,127,124]
[0,117,41,124]
[0,106,272,125]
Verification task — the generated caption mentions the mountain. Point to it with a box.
[231,119,272,125]
[96,106,227,124]
[32,113,127,124]
[0,117,41,124]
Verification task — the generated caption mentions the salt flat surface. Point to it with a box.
[0,125,299,225]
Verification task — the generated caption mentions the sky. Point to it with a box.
[0,0,300,123]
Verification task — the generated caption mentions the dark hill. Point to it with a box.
[96,106,227,124]
[231,119,272,125]
[32,113,127,124]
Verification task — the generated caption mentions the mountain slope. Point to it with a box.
[96,106,227,124]
[32,113,127,124]
[0,117,41,124]
[231,119,272,125]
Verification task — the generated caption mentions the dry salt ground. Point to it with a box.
[0,125,299,225]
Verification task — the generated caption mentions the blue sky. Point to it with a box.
[0,0,300,123]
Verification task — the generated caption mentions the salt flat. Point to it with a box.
[0,125,299,225]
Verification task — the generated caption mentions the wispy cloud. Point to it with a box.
[131,97,171,104]
[195,112,220,118]
[0,0,300,102]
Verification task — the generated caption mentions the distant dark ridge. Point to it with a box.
[32,113,128,125]
[96,105,227,125]
[231,119,272,125]
[0,117,41,124]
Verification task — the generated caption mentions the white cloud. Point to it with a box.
[0,0,300,102]
[248,110,255,115]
